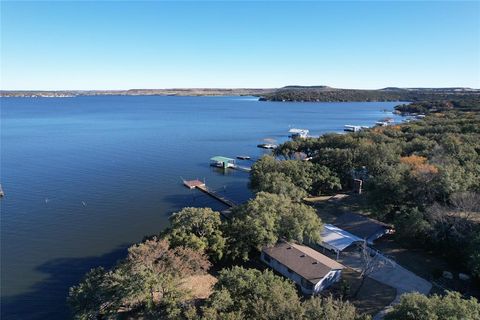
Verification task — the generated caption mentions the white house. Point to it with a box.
[261,241,344,295]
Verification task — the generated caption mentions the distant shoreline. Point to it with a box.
[0,88,275,98]
[1,86,478,101]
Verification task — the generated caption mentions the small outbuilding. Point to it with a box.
[261,241,344,295]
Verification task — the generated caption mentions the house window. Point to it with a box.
[263,253,271,263]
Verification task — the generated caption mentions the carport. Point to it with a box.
[320,224,364,260]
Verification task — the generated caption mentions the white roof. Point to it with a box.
[289,128,309,134]
[321,224,363,252]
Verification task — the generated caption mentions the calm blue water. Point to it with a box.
[0,96,403,319]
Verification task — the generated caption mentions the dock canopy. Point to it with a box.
[210,156,236,169]
[210,156,235,163]
[320,224,363,253]
[288,128,309,134]
[288,128,309,138]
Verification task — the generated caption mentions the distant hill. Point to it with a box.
[0,88,275,98]
[258,86,480,102]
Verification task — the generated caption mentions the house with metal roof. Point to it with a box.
[261,241,344,295]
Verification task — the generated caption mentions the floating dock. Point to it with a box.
[257,143,277,149]
[183,179,237,207]
[232,165,251,172]
[183,179,205,189]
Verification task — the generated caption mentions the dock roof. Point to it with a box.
[289,128,309,133]
[210,156,235,162]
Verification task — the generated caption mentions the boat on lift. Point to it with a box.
[257,143,277,149]
[288,128,309,139]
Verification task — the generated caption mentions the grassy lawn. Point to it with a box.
[326,267,396,316]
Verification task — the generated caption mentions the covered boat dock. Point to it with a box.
[210,156,236,169]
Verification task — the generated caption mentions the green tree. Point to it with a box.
[310,165,342,195]
[202,267,304,320]
[255,171,307,201]
[250,156,314,191]
[69,238,211,318]
[469,231,480,280]
[302,296,368,320]
[124,237,211,308]
[226,192,322,260]
[67,267,120,320]
[385,291,480,320]
[166,207,226,261]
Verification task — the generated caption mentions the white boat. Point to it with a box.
[257,143,277,149]
[288,128,309,139]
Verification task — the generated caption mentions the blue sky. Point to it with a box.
[1,1,479,90]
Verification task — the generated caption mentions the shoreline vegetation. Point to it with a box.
[55,89,480,319]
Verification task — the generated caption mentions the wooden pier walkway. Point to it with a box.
[183,179,237,207]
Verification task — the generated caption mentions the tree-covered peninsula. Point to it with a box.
[259,86,480,103]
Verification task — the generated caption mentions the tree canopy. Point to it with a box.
[266,106,480,278]
[385,291,480,320]
[201,266,367,320]
[165,207,226,261]
[225,192,323,260]
[68,238,211,319]
[250,155,341,196]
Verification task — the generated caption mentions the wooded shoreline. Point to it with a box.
[2,86,479,100]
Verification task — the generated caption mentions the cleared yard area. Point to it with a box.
[327,267,397,316]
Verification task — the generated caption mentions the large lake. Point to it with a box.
[0,96,403,319]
